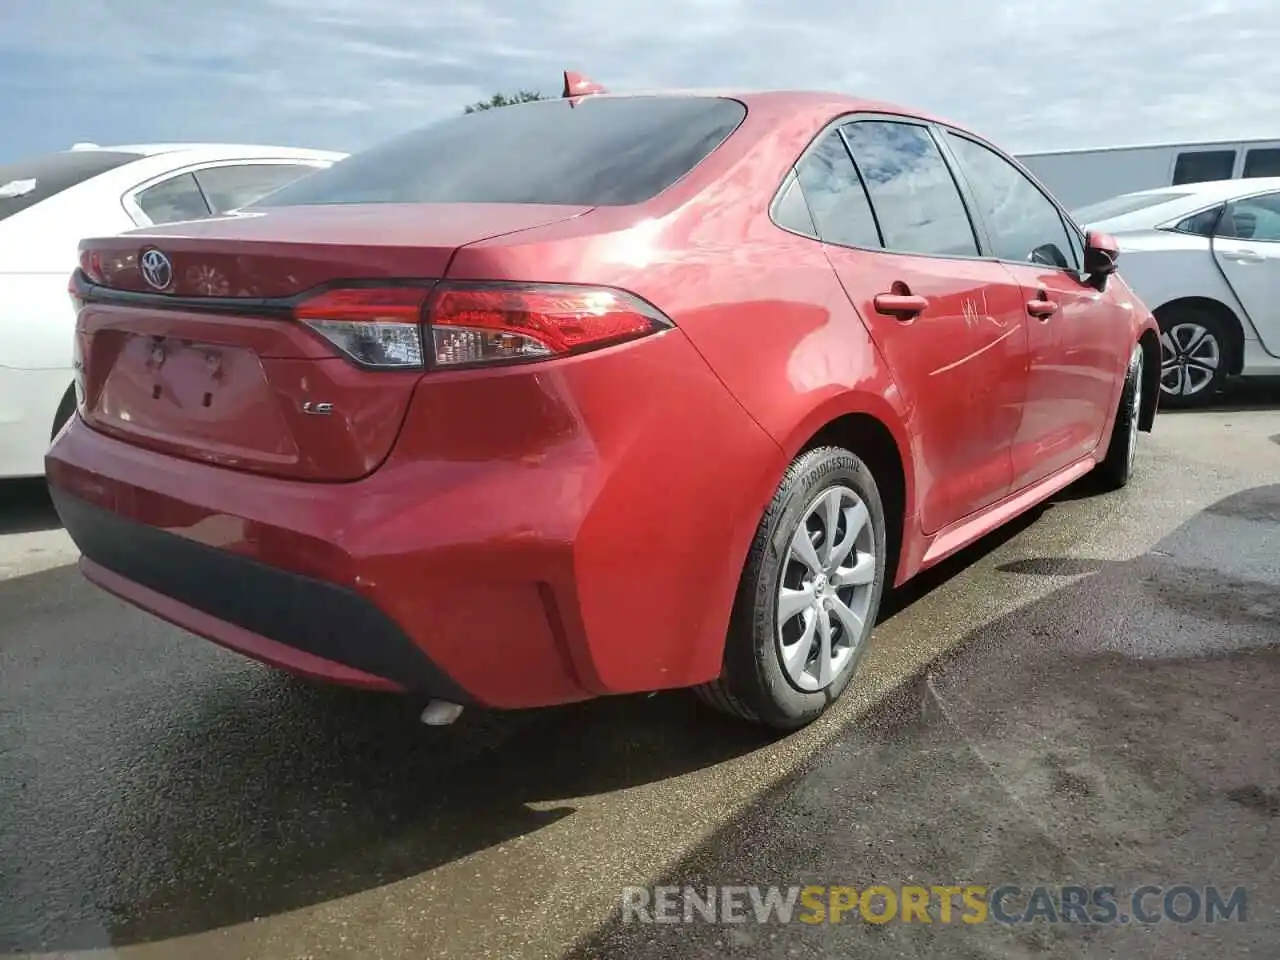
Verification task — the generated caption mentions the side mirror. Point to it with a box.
[1084,230,1120,278]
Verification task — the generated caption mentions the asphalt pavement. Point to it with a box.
[2,388,1278,960]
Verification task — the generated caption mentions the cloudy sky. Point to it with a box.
[2,0,1278,162]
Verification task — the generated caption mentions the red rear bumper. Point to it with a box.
[46,331,782,709]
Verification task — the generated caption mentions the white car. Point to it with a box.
[1076,178,1280,407]
[0,143,345,479]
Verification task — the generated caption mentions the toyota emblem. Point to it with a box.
[139,248,173,291]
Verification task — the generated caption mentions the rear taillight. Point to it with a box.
[291,282,671,371]
[294,286,431,368]
[78,249,105,285]
[427,283,669,368]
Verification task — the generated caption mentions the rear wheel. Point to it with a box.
[1157,306,1229,409]
[695,446,887,730]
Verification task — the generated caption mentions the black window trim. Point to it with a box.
[770,110,1089,279]
[834,125,888,249]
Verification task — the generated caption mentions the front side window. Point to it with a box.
[134,173,212,224]
[1172,150,1235,185]
[1218,192,1280,242]
[840,120,978,258]
[946,133,1077,270]
[793,130,880,248]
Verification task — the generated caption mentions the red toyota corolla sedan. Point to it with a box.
[47,86,1160,730]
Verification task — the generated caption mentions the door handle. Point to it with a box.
[1221,248,1263,263]
[874,292,929,320]
[1026,297,1059,319]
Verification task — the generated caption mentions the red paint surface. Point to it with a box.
[48,91,1159,708]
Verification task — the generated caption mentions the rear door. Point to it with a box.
[1212,189,1280,356]
[798,118,1030,535]
[942,130,1128,488]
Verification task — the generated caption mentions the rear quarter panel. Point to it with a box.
[1113,232,1242,322]
[438,100,917,685]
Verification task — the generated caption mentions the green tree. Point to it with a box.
[464,90,545,114]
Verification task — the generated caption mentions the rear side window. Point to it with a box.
[135,173,212,224]
[793,130,880,248]
[1243,148,1280,178]
[946,133,1078,270]
[840,121,978,258]
[772,172,817,237]
[194,163,320,213]
[256,97,747,208]
[0,150,141,222]
[1172,150,1235,185]
[1174,205,1222,236]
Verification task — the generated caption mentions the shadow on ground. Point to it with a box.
[3,470,1267,955]
[0,475,1078,953]
[0,644,777,952]
[568,484,1280,958]
[0,478,62,534]
[1171,376,1280,414]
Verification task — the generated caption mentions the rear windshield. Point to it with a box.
[0,151,142,222]
[1071,191,1192,224]
[255,96,747,208]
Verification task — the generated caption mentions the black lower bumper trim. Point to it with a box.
[51,490,472,703]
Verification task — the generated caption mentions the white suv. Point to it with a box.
[0,143,345,478]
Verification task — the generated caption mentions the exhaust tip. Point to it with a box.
[420,700,465,726]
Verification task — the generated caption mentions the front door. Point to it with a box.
[941,130,1128,487]
[1212,189,1280,357]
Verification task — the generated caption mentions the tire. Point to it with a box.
[50,385,77,441]
[1156,306,1230,409]
[1095,344,1143,490]
[695,446,888,730]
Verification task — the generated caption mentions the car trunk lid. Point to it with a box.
[74,202,590,481]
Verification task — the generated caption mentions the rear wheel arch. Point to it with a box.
[789,410,909,590]
[1153,296,1245,377]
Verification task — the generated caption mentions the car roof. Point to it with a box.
[69,142,347,162]
[591,88,959,125]
[1120,177,1280,203]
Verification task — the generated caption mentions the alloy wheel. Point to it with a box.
[1160,322,1220,399]
[776,486,877,692]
